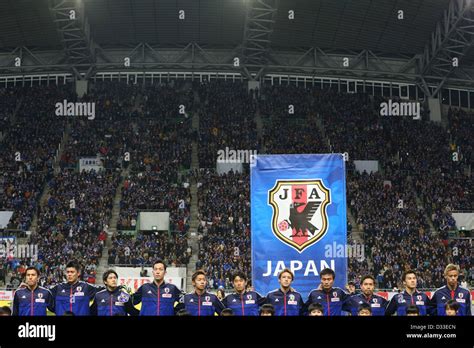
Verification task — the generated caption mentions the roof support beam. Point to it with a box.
[49,0,97,79]
[1,44,474,90]
[241,0,279,78]
[417,0,474,97]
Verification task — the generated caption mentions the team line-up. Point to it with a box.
[5,260,471,317]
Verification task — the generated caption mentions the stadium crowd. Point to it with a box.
[0,81,472,294]
[107,232,190,267]
[196,169,251,289]
[197,81,258,168]
[30,170,119,285]
[0,85,72,230]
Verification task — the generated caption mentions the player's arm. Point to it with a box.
[256,292,266,306]
[125,295,140,316]
[175,287,185,303]
[86,284,104,314]
[12,291,19,316]
[298,294,306,316]
[385,295,398,316]
[46,289,55,314]
[87,283,105,297]
[426,291,437,316]
[341,289,352,312]
[90,295,98,316]
[340,289,353,315]
[264,292,272,304]
[132,285,143,305]
[341,295,353,314]
[303,291,313,313]
[221,295,228,308]
[174,293,186,314]
[465,291,471,316]
[49,284,58,299]
[214,296,225,315]
[380,297,388,315]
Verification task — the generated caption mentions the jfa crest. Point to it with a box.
[268,179,331,253]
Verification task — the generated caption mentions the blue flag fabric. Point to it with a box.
[251,154,348,299]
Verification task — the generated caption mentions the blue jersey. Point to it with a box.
[132,282,182,316]
[386,290,430,316]
[306,287,350,316]
[13,286,54,316]
[265,288,304,316]
[222,291,265,316]
[343,293,387,316]
[183,291,225,316]
[50,281,102,316]
[429,285,472,316]
[92,287,138,316]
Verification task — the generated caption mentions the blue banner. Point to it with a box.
[251,154,347,299]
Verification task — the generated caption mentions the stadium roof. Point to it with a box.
[0,0,473,92]
[0,0,451,54]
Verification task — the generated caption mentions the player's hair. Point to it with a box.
[277,268,294,281]
[406,305,419,315]
[444,264,460,275]
[445,299,460,311]
[216,288,225,299]
[259,304,275,315]
[308,303,323,313]
[102,270,118,282]
[347,281,356,286]
[320,268,335,279]
[66,261,81,272]
[25,266,40,276]
[360,275,375,284]
[402,270,416,281]
[232,271,247,282]
[357,303,372,314]
[152,259,167,270]
[220,308,235,316]
[192,270,207,282]
[0,306,12,316]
